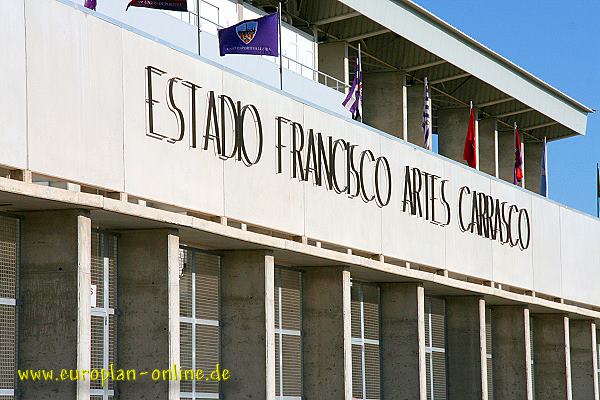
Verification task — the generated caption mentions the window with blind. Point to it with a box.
[0,216,19,400]
[486,308,493,400]
[90,230,118,400]
[274,267,302,399]
[425,296,446,400]
[351,282,381,400]
[179,248,221,400]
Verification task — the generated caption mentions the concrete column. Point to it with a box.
[446,296,488,400]
[317,42,348,87]
[19,210,91,400]
[363,71,406,139]
[303,267,352,400]
[491,306,533,400]
[118,230,180,400]
[531,314,572,400]
[498,130,514,184]
[438,107,478,167]
[407,82,426,146]
[479,118,498,177]
[570,320,599,400]
[524,141,543,194]
[380,283,427,400]
[220,250,276,400]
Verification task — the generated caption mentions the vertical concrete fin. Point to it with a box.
[167,233,180,400]
[77,215,91,400]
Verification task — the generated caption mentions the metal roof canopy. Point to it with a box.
[252,0,593,142]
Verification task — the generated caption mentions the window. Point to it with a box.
[0,215,19,400]
[425,296,446,400]
[179,248,221,399]
[274,267,302,399]
[90,230,118,400]
[530,317,535,399]
[351,282,381,400]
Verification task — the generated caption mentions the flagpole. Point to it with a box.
[357,42,362,123]
[278,3,283,91]
[544,136,549,197]
[597,162,599,218]
[196,0,201,56]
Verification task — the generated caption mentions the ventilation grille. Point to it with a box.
[425,296,446,400]
[0,216,18,398]
[351,282,381,400]
[179,248,221,397]
[90,230,118,398]
[275,267,302,398]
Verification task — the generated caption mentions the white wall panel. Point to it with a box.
[0,1,27,169]
[10,0,600,308]
[560,208,600,306]
[302,107,382,253]
[530,196,562,296]
[121,30,225,214]
[490,180,533,289]
[443,162,493,280]
[380,141,447,268]
[222,73,305,235]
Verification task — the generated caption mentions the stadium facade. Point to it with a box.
[0,0,598,399]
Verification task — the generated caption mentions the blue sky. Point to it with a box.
[413,0,600,216]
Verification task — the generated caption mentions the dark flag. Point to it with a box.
[514,125,523,185]
[218,13,279,57]
[463,105,477,168]
[127,0,188,11]
[84,0,97,10]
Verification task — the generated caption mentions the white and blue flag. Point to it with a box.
[423,77,432,150]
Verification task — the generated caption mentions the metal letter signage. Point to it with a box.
[144,66,531,250]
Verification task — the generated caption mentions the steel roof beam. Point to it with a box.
[430,72,470,85]
[477,97,515,108]
[404,59,447,72]
[343,29,391,42]
[313,11,361,26]
[521,121,558,131]
[495,108,534,118]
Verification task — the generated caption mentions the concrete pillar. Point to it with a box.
[479,118,498,177]
[531,314,572,400]
[363,71,406,139]
[524,141,543,194]
[407,82,426,146]
[491,306,533,400]
[438,107,478,167]
[220,250,276,400]
[303,267,352,400]
[317,42,348,88]
[570,320,599,400]
[19,210,91,400]
[498,130,515,184]
[380,283,427,400]
[118,230,180,400]
[446,296,488,400]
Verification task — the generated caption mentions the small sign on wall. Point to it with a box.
[91,284,97,308]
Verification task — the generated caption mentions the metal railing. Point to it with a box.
[161,3,349,94]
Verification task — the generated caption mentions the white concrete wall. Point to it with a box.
[6,0,600,307]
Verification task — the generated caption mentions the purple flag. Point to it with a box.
[127,0,187,11]
[218,13,279,57]
[84,0,97,10]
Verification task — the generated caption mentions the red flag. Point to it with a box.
[463,108,477,168]
[127,0,187,11]
[514,126,523,184]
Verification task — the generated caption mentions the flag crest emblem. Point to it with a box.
[236,22,258,44]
